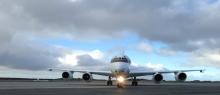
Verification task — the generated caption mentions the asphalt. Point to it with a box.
[0,81,219,95]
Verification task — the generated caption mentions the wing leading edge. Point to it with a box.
[129,69,205,77]
[48,68,113,77]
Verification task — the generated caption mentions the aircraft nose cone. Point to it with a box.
[118,64,129,72]
[118,64,125,70]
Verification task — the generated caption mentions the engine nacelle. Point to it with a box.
[153,73,163,83]
[175,72,187,82]
[62,72,73,79]
[82,73,93,82]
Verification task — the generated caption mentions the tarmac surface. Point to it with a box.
[0,81,219,95]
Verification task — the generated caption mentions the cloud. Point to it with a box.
[188,49,220,68]
[76,54,105,66]
[1,0,220,72]
[57,49,110,71]
[156,48,177,56]
[0,36,63,70]
[1,0,220,52]
[137,42,154,53]
[130,63,173,80]
[58,49,105,66]
[136,41,178,56]
[58,49,169,72]
[130,63,168,72]
[187,71,219,81]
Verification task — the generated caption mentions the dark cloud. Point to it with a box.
[0,37,63,70]
[76,54,106,66]
[0,0,175,39]
[5,0,219,52]
[1,0,220,70]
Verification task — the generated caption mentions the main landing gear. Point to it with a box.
[107,76,113,86]
[131,77,138,86]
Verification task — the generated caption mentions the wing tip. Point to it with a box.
[48,68,53,71]
[200,69,205,73]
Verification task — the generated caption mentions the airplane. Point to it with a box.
[49,54,204,88]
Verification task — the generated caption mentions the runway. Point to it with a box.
[0,81,219,95]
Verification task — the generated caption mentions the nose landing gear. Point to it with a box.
[117,83,124,88]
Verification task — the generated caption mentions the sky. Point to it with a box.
[0,0,220,81]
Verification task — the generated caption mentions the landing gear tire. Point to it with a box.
[107,80,113,86]
[131,77,138,86]
[132,81,138,86]
[107,76,113,86]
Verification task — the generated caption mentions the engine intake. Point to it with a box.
[175,72,187,82]
[62,72,73,79]
[153,73,163,82]
[82,73,93,82]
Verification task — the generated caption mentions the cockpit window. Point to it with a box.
[111,56,131,63]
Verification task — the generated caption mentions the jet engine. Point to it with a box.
[175,72,187,82]
[153,73,163,82]
[62,71,73,79]
[82,73,93,82]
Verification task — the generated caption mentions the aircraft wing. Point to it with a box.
[129,69,204,77]
[48,68,113,77]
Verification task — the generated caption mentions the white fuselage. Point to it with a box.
[110,62,130,78]
[109,55,132,79]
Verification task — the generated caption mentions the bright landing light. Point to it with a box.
[117,76,125,83]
